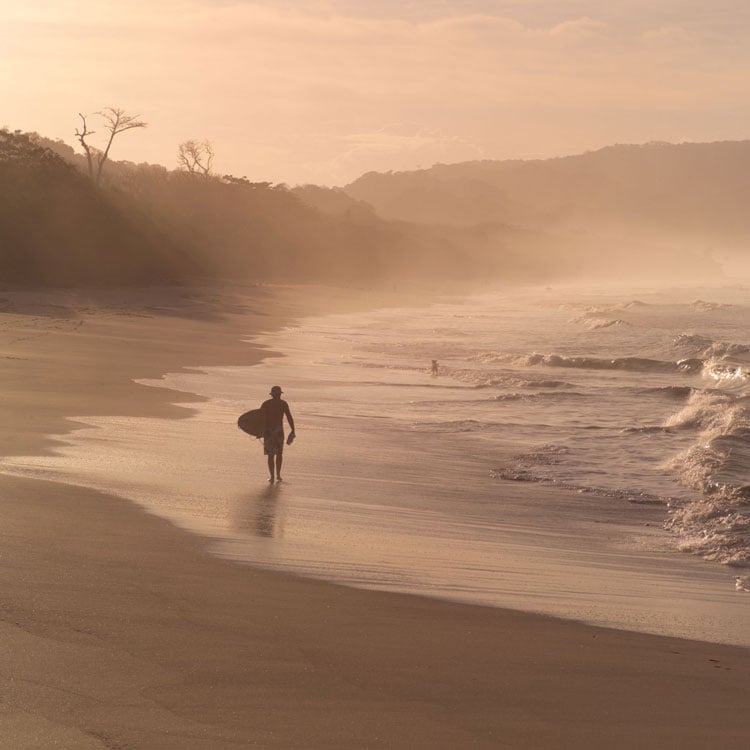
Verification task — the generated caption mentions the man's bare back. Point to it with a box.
[260,397,293,430]
[259,386,295,482]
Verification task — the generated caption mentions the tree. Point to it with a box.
[74,113,97,181]
[75,107,147,185]
[177,139,214,177]
[222,174,272,189]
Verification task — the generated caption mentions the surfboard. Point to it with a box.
[238,408,265,438]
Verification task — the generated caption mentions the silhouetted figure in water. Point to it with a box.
[431,359,439,376]
[260,386,296,483]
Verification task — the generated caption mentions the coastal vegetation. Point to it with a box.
[1,126,738,288]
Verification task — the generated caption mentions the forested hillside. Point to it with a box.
[345,141,750,253]
[1,130,728,287]
[0,130,188,285]
[0,129,589,287]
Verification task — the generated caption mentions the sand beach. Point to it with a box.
[1,283,749,749]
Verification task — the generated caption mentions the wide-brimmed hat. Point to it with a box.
[270,385,283,395]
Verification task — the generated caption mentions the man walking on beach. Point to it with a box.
[261,385,295,483]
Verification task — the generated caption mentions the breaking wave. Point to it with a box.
[662,389,750,564]
[473,350,705,374]
[450,366,574,390]
[672,333,750,360]
[570,315,629,330]
[520,353,704,374]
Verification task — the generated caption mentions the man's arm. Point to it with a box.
[284,402,295,433]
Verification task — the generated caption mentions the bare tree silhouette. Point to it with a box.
[177,140,214,177]
[74,113,97,182]
[75,107,147,185]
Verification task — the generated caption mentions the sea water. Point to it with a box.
[3,284,750,645]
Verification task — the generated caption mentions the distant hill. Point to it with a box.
[1,130,728,288]
[344,141,750,252]
[3,129,574,287]
[291,184,373,218]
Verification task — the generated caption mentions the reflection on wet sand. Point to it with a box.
[256,483,281,537]
[231,483,285,539]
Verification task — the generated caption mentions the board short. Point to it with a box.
[263,426,285,456]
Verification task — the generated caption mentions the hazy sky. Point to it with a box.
[2,1,749,185]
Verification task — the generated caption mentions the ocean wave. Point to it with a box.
[520,353,703,374]
[490,465,671,505]
[410,418,548,433]
[410,419,491,433]
[664,492,750,565]
[672,333,714,354]
[488,390,586,403]
[533,379,574,388]
[662,392,750,564]
[355,379,471,391]
[512,444,569,465]
[570,316,629,330]
[451,367,574,390]
[641,385,695,399]
[623,425,674,434]
[469,349,700,375]
[691,299,733,311]
[663,389,735,431]
[666,427,750,495]
[672,333,750,361]
[702,341,750,359]
[703,358,750,384]
[471,351,515,365]
[472,377,575,389]
[559,300,646,314]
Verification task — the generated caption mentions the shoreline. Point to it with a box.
[2,283,750,748]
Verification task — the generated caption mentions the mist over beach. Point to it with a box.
[2,2,750,748]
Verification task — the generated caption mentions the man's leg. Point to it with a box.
[267,453,275,482]
[275,452,283,481]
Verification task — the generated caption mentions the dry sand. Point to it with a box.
[1,283,749,749]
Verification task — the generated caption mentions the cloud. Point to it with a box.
[329,125,485,178]
[548,17,608,39]
[259,124,486,185]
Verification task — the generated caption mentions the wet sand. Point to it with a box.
[1,284,749,749]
